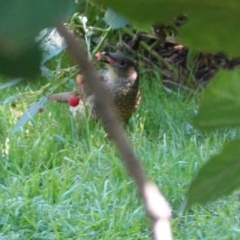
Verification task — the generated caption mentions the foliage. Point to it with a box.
[93,0,240,208]
[194,69,240,129]
[96,0,240,56]
[1,0,240,235]
[0,0,74,77]
[104,8,129,29]
[184,69,240,207]
[186,139,240,207]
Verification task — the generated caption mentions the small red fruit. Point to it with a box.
[68,97,80,107]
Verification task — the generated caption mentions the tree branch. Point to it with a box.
[56,23,173,240]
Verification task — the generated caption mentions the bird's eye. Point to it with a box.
[118,60,126,66]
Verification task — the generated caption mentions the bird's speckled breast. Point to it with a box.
[103,71,140,121]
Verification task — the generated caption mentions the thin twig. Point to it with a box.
[56,23,172,240]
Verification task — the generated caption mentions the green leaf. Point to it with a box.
[104,8,129,29]
[194,69,240,129]
[96,0,240,56]
[0,0,74,50]
[11,97,47,134]
[0,0,75,77]
[178,6,240,56]
[0,42,42,77]
[186,140,240,208]
[95,0,184,22]
[38,28,66,63]
[0,78,22,89]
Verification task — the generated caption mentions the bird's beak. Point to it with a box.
[98,52,117,65]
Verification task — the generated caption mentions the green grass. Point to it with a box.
[1,72,240,239]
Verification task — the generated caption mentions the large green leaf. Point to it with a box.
[186,140,240,208]
[0,42,42,77]
[0,0,75,77]
[96,0,240,56]
[194,69,240,129]
[104,8,129,29]
[0,1,74,50]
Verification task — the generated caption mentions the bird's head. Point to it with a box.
[99,51,138,81]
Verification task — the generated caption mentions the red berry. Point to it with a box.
[68,97,80,107]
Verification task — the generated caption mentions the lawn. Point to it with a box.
[0,71,240,239]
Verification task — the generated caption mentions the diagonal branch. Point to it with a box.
[56,23,173,240]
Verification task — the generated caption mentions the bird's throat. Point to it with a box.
[127,67,138,82]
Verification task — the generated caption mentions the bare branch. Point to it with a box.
[48,92,73,102]
[56,23,173,240]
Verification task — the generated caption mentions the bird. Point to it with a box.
[48,51,140,122]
